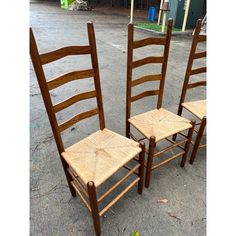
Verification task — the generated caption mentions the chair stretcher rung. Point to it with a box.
[165,137,185,150]
[98,163,140,203]
[67,168,88,197]
[129,132,146,142]
[155,138,188,156]
[152,151,185,170]
[199,144,206,148]
[99,178,140,217]
[71,181,91,212]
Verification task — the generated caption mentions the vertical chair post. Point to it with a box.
[30,28,76,197]
[126,23,134,138]
[145,136,156,188]
[87,181,101,236]
[180,120,195,167]
[190,116,206,164]
[138,142,145,194]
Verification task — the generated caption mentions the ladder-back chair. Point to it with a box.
[30,22,145,236]
[174,19,206,164]
[126,19,195,188]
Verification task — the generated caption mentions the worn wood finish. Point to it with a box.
[31,23,145,236]
[53,90,97,113]
[190,117,206,164]
[87,182,101,236]
[87,22,105,130]
[175,19,207,161]
[132,56,164,68]
[131,74,162,87]
[40,45,91,65]
[59,108,99,132]
[145,136,156,188]
[131,90,160,102]
[133,37,166,49]
[138,142,145,194]
[47,69,95,90]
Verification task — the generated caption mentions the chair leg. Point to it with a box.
[181,120,195,167]
[145,136,156,188]
[61,157,77,197]
[126,121,130,138]
[190,117,206,164]
[173,106,183,141]
[138,141,145,194]
[87,182,101,236]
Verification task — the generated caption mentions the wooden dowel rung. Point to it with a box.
[71,181,91,212]
[133,37,166,49]
[68,168,88,197]
[165,138,185,150]
[199,144,206,148]
[176,132,188,138]
[98,164,140,203]
[40,45,91,65]
[99,178,140,216]
[155,138,188,156]
[152,152,185,170]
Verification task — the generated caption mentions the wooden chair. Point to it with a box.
[126,19,195,188]
[173,19,206,164]
[30,22,145,236]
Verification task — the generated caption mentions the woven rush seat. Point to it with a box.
[182,99,206,120]
[62,128,141,187]
[129,108,192,142]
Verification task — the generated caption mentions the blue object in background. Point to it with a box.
[148,7,156,22]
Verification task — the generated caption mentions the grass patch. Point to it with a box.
[136,23,180,32]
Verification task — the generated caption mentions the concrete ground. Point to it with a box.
[30,2,206,236]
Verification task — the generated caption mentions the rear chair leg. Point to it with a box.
[145,136,156,188]
[181,120,195,167]
[138,142,145,194]
[190,117,206,164]
[87,181,101,236]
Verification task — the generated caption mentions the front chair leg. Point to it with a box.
[145,136,156,188]
[87,181,101,236]
[190,116,206,164]
[181,120,195,167]
[138,141,145,194]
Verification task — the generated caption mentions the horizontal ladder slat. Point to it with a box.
[71,181,91,212]
[154,138,188,156]
[190,67,206,75]
[47,69,95,90]
[198,35,206,42]
[187,81,206,89]
[132,57,164,68]
[131,90,159,102]
[99,178,140,217]
[59,108,99,132]
[133,37,166,49]
[132,74,162,87]
[40,46,91,64]
[194,51,206,59]
[98,164,140,203]
[152,151,185,170]
[54,90,97,113]
[165,137,185,150]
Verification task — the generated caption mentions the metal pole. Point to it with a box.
[182,0,191,32]
[161,11,166,32]
[157,0,164,25]
[130,0,134,23]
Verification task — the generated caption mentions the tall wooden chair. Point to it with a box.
[126,19,195,188]
[30,22,145,236]
[173,19,206,164]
